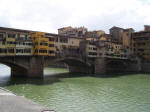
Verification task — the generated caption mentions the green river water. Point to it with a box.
[0,64,150,112]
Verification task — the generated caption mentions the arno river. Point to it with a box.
[0,64,150,112]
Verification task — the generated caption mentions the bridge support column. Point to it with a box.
[27,56,44,78]
[95,57,106,75]
[127,58,141,72]
[11,56,44,78]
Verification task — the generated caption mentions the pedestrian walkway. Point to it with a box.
[0,87,54,112]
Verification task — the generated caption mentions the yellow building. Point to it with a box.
[6,32,16,56]
[31,32,49,56]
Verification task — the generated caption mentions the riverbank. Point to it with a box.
[0,87,54,112]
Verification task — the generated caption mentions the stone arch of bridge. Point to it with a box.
[45,57,91,67]
[44,57,93,74]
[106,60,128,72]
[106,60,127,66]
[0,61,28,77]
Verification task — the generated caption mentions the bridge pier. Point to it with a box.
[126,58,141,73]
[26,56,44,78]
[10,56,44,78]
[94,57,106,75]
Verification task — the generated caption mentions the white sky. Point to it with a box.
[0,0,150,33]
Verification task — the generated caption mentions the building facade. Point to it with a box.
[85,30,105,38]
[80,40,97,58]
[110,26,124,43]
[58,26,88,38]
[46,34,56,57]
[132,30,150,59]
[5,32,16,56]
[16,33,32,55]
[0,27,33,56]
[56,35,84,57]
[144,25,150,31]
[96,38,128,59]
[0,31,6,56]
[122,28,134,52]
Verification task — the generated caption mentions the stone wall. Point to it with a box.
[95,58,106,75]
[127,59,141,73]
[27,56,44,78]
[141,62,150,73]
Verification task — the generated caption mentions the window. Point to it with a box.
[137,43,146,46]
[27,42,32,46]
[89,42,95,45]
[93,48,97,50]
[39,50,47,53]
[16,49,24,53]
[49,38,55,41]
[88,52,97,55]
[35,49,38,53]
[0,48,7,53]
[49,50,55,54]
[138,49,144,52]
[40,43,48,46]
[60,38,68,43]
[8,33,16,38]
[8,48,14,53]
[7,41,16,45]
[99,53,102,56]
[0,33,3,38]
[49,44,54,47]
[35,42,38,45]
[2,41,5,45]
[24,49,31,53]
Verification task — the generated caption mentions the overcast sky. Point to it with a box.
[0,0,150,33]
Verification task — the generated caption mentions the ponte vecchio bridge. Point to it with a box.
[0,55,141,78]
[0,27,141,78]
